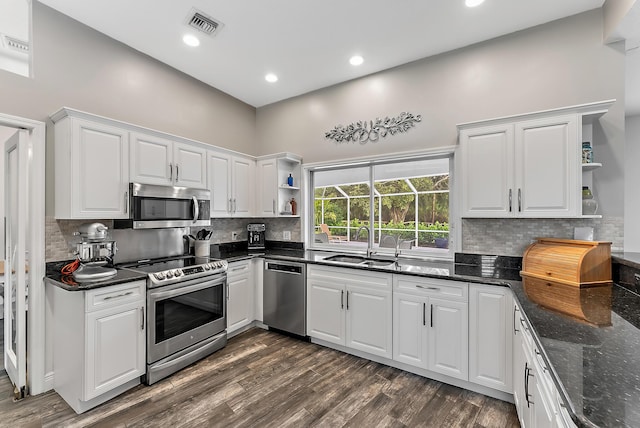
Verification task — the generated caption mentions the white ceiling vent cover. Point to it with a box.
[4,36,29,52]
[185,8,223,36]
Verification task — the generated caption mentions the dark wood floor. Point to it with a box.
[0,328,519,427]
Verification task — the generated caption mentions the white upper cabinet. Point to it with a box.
[130,132,206,188]
[459,100,614,218]
[256,153,302,217]
[207,151,254,217]
[53,113,130,219]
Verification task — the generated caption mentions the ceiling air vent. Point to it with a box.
[186,8,223,36]
[4,36,29,52]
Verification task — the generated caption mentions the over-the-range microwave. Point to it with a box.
[114,183,211,229]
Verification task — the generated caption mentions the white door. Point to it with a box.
[306,279,344,345]
[345,284,392,358]
[393,292,427,368]
[427,298,468,380]
[208,151,232,217]
[515,115,578,217]
[4,129,28,397]
[130,132,173,185]
[460,124,514,217]
[232,157,254,216]
[173,142,207,188]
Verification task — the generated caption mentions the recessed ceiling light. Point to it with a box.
[183,34,200,47]
[265,73,278,83]
[349,55,364,66]
[465,0,485,7]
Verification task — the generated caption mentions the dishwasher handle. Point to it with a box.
[265,261,304,275]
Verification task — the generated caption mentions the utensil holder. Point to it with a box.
[194,240,210,257]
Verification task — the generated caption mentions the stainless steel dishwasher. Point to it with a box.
[263,259,306,336]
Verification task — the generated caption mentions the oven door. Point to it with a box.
[147,274,226,364]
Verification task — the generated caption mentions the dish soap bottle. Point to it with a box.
[287,174,294,187]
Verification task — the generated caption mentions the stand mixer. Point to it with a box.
[71,223,118,281]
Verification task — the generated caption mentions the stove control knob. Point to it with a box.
[154,273,165,281]
[204,264,210,270]
[166,271,174,279]
[174,269,182,277]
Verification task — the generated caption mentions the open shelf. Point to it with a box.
[581,162,602,172]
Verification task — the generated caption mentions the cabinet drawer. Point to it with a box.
[393,275,468,301]
[85,280,146,313]
[228,260,251,278]
[308,265,392,290]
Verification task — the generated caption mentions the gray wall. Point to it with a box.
[0,2,256,152]
[625,114,640,251]
[256,10,626,218]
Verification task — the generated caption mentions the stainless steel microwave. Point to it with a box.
[114,183,211,229]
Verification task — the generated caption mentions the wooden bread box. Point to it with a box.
[520,238,612,288]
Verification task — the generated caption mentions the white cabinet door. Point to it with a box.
[469,284,513,393]
[256,159,277,217]
[515,115,578,217]
[460,124,514,217]
[428,298,468,380]
[346,284,392,358]
[85,301,145,401]
[393,292,427,368]
[513,304,527,426]
[73,119,130,218]
[130,132,173,185]
[227,261,253,334]
[307,278,345,345]
[173,142,207,188]
[232,156,254,216]
[208,151,232,217]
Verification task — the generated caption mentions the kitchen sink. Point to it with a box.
[323,255,367,263]
[323,254,395,267]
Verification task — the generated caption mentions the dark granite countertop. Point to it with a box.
[45,261,148,291]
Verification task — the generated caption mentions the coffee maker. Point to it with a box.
[247,223,266,250]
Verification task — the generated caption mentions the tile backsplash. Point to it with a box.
[45,216,302,261]
[462,216,624,256]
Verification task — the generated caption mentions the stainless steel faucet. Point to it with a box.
[355,225,370,242]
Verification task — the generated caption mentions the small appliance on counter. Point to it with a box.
[71,222,118,281]
[247,223,266,250]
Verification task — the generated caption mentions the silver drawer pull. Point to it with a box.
[103,291,134,300]
[416,285,440,290]
[230,266,248,272]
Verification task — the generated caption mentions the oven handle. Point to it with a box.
[149,276,225,300]
[192,196,199,223]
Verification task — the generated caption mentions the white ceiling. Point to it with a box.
[37,0,609,108]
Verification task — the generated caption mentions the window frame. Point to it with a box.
[303,149,457,260]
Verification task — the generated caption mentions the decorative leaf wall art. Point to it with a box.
[325,112,422,144]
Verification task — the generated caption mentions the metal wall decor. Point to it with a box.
[325,112,422,144]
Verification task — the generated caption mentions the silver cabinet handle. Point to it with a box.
[104,291,133,300]
[233,198,237,213]
[346,290,349,310]
[169,163,173,181]
[228,198,233,214]
[416,285,440,291]
[525,362,534,407]
[176,164,180,182]
[430,303,434,327]
[509,189,513,212]
[272,199,276,214]
[423,302,426,326]
[140,306,145,330]
[230,266,247,272]
[518,188,522,212]
[341,290,344,309]
[226,282,230,301]
[513,306,520,334]
[124,191,128,214]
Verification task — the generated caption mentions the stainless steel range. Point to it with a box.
[121,255,228,385]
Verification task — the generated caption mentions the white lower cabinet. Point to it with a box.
[226,260,253,335]
[392,276,468,381]
[513,301,574,428]
[307,265,392,358]
[469,284,513,392]
[52,280,146,414]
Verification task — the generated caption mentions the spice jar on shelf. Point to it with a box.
[582,186,598,215]
[290,198,297,216]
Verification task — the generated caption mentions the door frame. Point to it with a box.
[0,112,46,395]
